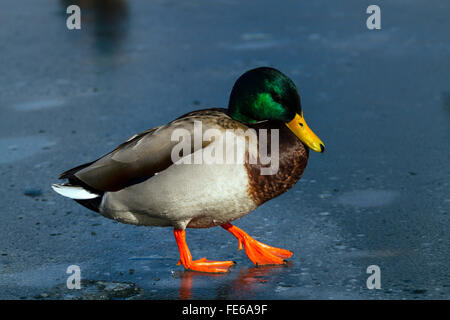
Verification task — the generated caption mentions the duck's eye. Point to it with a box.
[299,122,304,127]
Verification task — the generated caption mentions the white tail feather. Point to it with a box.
[51,183,100,200]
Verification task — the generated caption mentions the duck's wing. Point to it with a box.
[59,108,247,192]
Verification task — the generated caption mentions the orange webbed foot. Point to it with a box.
[178,258,235,273]
[174,229,235,273]
[222,223,293,266]
[238,235,293,265]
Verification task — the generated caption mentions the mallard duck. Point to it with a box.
[52,67,325,273]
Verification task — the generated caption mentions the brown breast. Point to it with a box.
[244,121,309,205]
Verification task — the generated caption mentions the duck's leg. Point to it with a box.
[221,223,293,266]
[174,229,235,273]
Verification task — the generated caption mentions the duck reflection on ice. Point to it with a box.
[178,263,291,299]
[60,0,129,55]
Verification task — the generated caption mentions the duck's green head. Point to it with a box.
[228,67,325,153]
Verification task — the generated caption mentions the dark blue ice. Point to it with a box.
[0,0,449,299]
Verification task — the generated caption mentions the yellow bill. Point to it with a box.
[286,113,325,153]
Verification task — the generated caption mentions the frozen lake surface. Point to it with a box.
[0,0,449,299]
